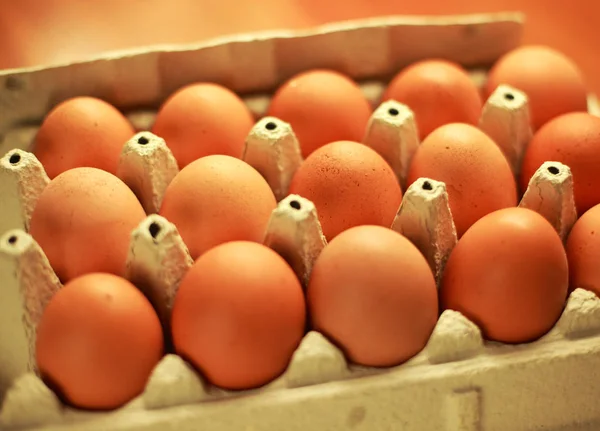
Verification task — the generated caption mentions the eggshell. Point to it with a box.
[36,273,164,410]
[406,123,517,237]
[171,241,306,390]
[485,45,588,130]
[307,225,438,367]
[441,207,568,344]
[152,83,255,169]
[267,70,373,158]
[288,141,402,241]
[33,97,135,179]
[159,155,276,259]
[520,113,600,215]
[566,204,600,296]
[29,167,147,283]
[382,60,482,140]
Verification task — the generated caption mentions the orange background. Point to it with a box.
[1,0,599,94]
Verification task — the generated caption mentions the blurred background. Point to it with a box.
[1,0,599,93]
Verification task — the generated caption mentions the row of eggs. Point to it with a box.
[33,44,587,179]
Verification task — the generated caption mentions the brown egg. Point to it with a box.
[267,69,373,158]
[520,113,600,215]
[566,204,600,296]
[406,123,517,237]
[152,83,255,169]
[36,273,164,410]
[308,225,437,367]
[171,241,305,390]
[441,207,568,343]
[33,97,135,179]
[288,141,402,241]
[382,60,482,140]
[485,45,588,130]
[159,155,276,259]
[29,167,146,283]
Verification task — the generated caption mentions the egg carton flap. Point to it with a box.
[0,13,523,138]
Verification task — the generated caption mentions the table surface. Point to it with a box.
[1,0,599,94]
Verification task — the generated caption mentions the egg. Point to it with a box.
[36,273,164,410]
[267,69,373,158]
[171,241,305,390]
[288,141,402,241]
[485,45,588,130]
[159,155,276,259]
[566,204,600,296]
[29,167,146,282]
[33,97,135,179]
[382,60,482,140]
[152,83,255,169]
[441,207,568,343]
[407,123,517,237]
[308,225,437,367]
[520,113,600,215]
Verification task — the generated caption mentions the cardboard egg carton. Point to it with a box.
[1,11,600,431]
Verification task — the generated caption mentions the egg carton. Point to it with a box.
[1,11,600,431]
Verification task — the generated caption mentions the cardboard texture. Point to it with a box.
[1,11,600,431]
